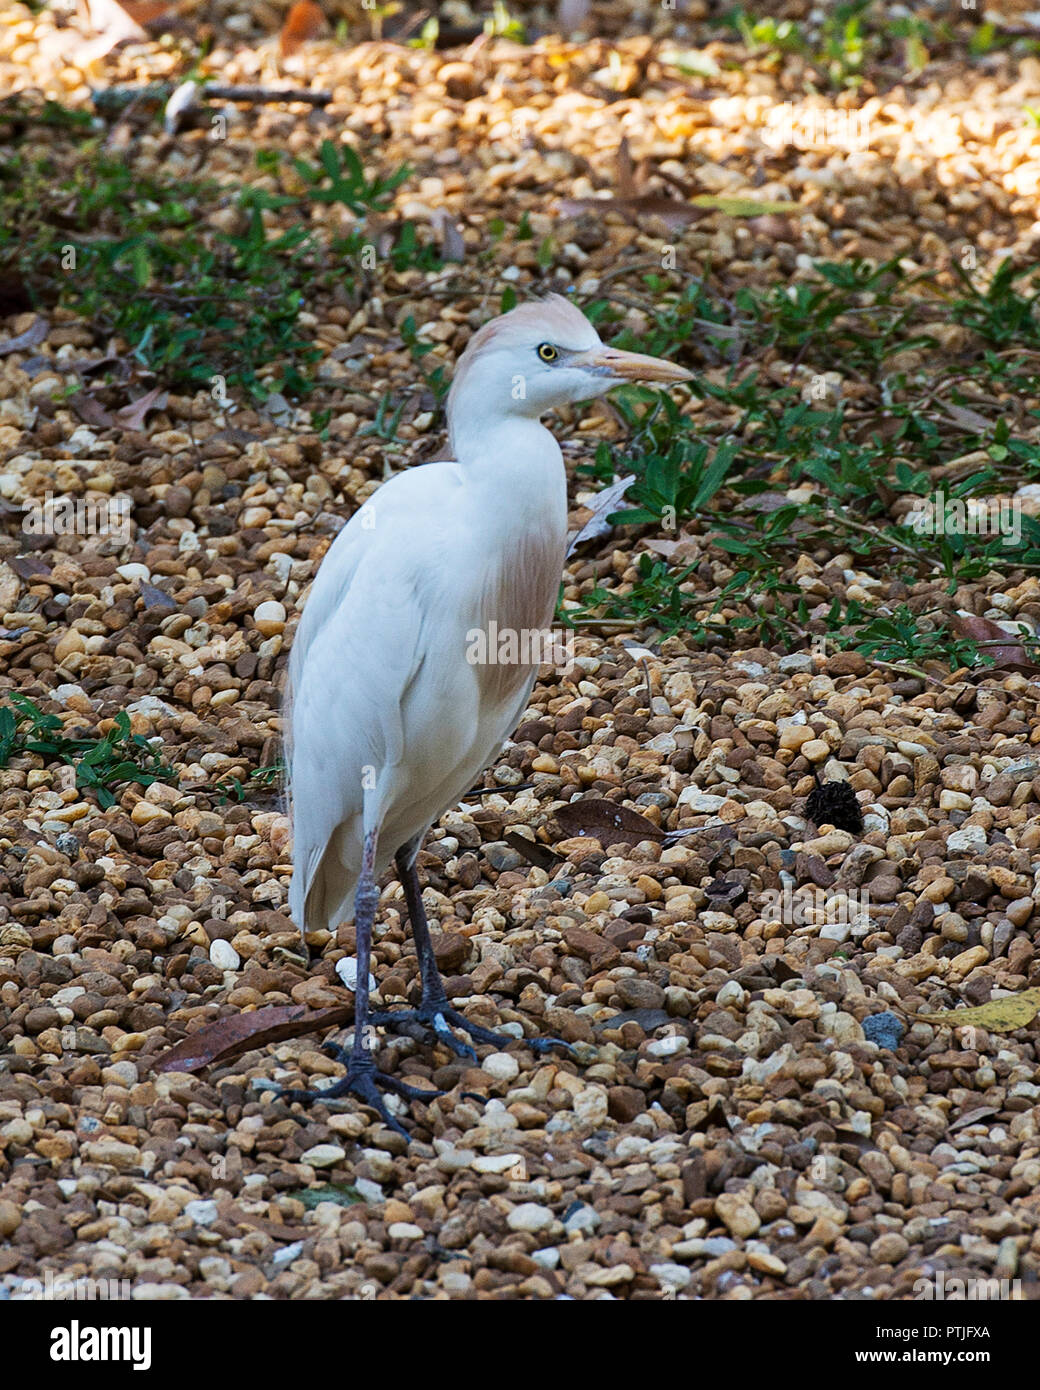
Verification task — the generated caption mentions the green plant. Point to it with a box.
[839,603,987,668]
[212,762,285,805]
[611,438,739,528]
[0,134,429,402]
[0,696,176,808]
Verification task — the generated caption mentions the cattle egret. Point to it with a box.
[284,293,692,1133]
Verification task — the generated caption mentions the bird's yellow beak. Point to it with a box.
[571,345,694,384]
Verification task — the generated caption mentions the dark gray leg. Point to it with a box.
[368,841,570,1060]
[276,828,449,1135]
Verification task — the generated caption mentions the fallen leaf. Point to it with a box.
[279,0,325,58]
[615,136,638,200]
[116,385,167,430]
[941,401,992,433]
[163,78,199,134]
[918,988,1040,1035]
[642,536,700,562]
[0,318,48,357]
[948,1105,1000,1134]
[503,830,563,870]
[70,392,114,427]
[554,797,664,847]
[8,555,51,580]
[953,614,1040,675]
[567,473,636,555]
[152,1003,352,1073]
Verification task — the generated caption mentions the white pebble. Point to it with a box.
[184,1200,219,1226]
[301,1144,346,1168]
[507,1203,554,1233]
[482,1052,519,1082]
[209,939,240,971]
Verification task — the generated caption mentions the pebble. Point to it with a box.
[301,1144,347,1168]
[482,1052,519,1082]
[210,939,240,970]
[563,1203,601,1234]
[184,1200,220,1227]
[947,826,987,854]
[715,1194,761,1239]
[507,1203,555,1234]
[861,1012,905,1050]
[646,1034,689,1058]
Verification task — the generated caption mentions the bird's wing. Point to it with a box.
[286,463,465,932]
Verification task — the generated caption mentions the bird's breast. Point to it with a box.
[472,527,567,705]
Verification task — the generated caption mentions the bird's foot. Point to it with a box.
[276,1050,447,1139]
[368,1002,571,1062]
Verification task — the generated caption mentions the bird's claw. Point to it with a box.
[368,1003,572,1058]
[274,1058,447,1138]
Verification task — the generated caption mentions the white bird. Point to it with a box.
[285,293,691,1133]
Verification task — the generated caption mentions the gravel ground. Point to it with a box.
[2,1,1040,1302]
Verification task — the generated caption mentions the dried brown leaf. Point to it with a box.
[953,614,1040,675]
[554,797,664,848]
[0,317,48,357]
[116,386,167,431]
[503,830,563,870]
[69,392,114,428]
[152,1003,352,1074]
[941,401,991,433]
[8,555,51,581]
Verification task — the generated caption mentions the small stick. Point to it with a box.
[93,83,332,113]
[205,85,333,106]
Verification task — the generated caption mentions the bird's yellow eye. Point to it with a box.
[537,343,558,363]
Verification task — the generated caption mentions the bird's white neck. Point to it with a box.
[449,404,567,523]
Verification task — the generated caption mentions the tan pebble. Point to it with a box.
[779,725,814,751]
[921,876,954,903]
[715,1193,760,1238]
[635,874,663,901]
[801,738,830,763]
[747,1249,787,1276]
[54,630,86,661]
[949,944,989,976]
